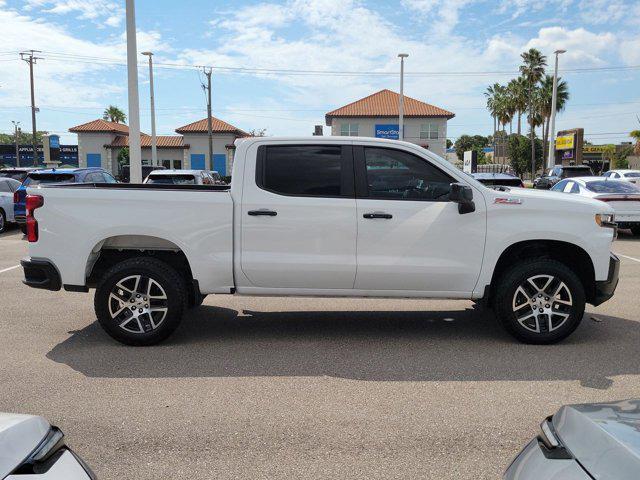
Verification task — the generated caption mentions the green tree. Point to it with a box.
[508,76,528,135]
[454,134,489,163]
[538,75,569,161]
[117,147,129,167]
[601,144,616,172]
[0,130,49,145]
[519,48,547,177]
[631,130,640,155]
[103,105,127,123]
[446,139,453,149]
[508,134,543,177]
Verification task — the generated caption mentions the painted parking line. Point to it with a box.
[0,265,20,274]
[616,253,640,264]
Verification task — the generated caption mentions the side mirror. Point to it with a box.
[449,182,475,214]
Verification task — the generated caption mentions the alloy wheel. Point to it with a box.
[511,274,573,334]
[108,275,168,334]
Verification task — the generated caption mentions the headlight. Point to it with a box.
[595,213,616,228]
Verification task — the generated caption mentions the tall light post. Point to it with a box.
[142,51,158,167]
[398,53,408,140]
[125,0,142,183]
[547,49,566,169]
[11,121,20,167]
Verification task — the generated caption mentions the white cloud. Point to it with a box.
[23,0,124,27]
[525,27,617,67]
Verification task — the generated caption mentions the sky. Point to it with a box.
[1,0,639,145]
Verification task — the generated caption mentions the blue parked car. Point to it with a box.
[14,167,117,233]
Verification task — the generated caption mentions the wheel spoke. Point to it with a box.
[109,274,168,334]
[513,274,573,334]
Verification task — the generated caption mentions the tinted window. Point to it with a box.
[84,172,103,183]
[146,174,197,185]
[0,181,11,193]
[624,172,640,178]
[23,174,75,186]
[570,182,580,193]
[363,147,453,201]
[563,167,592,178]
[260,145,344,196]
[103,173,118,183]
[585,181,640,193]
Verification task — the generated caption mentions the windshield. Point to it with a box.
[563,168,592,178]
[585,181,640,193]
[146,174,196,185]
[624,172,640,178]
[23,174,75,186]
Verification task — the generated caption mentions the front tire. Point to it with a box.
[631,226,640,236]
[493,259,585,344]
[94,257,187,346]
[0,210,6,233]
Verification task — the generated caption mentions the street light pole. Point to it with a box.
[547,49,566,169]
[398,53,408,140]
[11,121,20,167]
[20,50,42,167]
[142,51,158,167]
[125,0,142,183]
[203,68,214,170]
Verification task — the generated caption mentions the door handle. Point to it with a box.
[248,209,277,216]
[363,212,393,219]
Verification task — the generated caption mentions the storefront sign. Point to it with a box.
[555,134,575,150]
[583,145,607,154]
[562,150,574,159]
[375,124,399,140]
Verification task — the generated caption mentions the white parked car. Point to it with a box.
[20,137,619,346]
[551,176,640,235]
[0,177,21,233]
[0,412,95,479]
[602,169,640,185]
[143,169,225,185]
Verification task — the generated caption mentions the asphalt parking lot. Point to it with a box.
[1,226,639,479]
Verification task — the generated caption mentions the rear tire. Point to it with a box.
[0,210,6,233]
[94,257,187,346]
[20,224,27,235]
[631,226,640,237]
[493,259,585,344]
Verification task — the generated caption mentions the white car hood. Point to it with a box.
[0,413,50,478]
[487,186,614,213]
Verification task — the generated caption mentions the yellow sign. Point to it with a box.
[583,145,607,154]
[555,134,575,150]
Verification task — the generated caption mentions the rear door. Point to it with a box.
[353,145,486,294]
[240,143,357,289]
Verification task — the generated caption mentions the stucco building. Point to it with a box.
[69,116,248,176]
[325,89,455,157]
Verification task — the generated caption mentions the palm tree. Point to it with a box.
[519,48,547,177]
[103,105,127,123]
[508,77,528,136]
[631,130,640,156]
[538,75,569,161]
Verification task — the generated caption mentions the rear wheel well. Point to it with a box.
[488,240,596,305]
[87,248,200,306]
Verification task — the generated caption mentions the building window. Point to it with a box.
[420,123,438,140]
[161,159,182,169]
[340,123,359,136]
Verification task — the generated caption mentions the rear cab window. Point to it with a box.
[562,167,592,178]
[146,174,197,185]
[256,145,353,197]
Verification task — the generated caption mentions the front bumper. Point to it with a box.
[504,439,590,480]
[592,253,620,306]
[21,257,62,291]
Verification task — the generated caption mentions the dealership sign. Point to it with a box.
[555,134,575,150]
[375,124,399,139]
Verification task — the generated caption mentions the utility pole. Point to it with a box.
[202,67,213,170]
[20,50,43,167]
[547,49,566,169]
[11,121,21,167]
[398,53,408,140]
[125,0,142,183]
[142,51,158,167]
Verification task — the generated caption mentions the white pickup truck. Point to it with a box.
[21,137,619,346]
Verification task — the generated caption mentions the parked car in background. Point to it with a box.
[533,165,593,189]
[0,412,95,479]
[144,169,224,185]
[603,169,640,185]
[0,167,41,182]
[0,178,21,233]
[21,137,619,346]
[117,164,165,183]
[552,177,640,235]
[470,172,524,189]
[14,167,117,233]
[504,399,640,480]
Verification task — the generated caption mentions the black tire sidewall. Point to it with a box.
[494,260,585,344]
[95,258,186,346]
[0,210,5,233]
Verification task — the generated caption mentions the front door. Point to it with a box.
[240,143,357,289]
[353,145,486,294]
